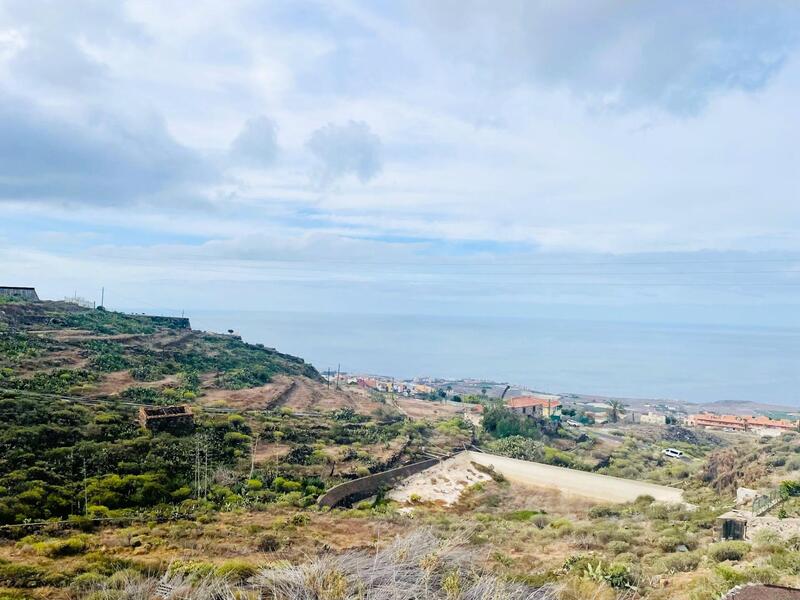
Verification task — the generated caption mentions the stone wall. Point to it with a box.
[0,287,39,301]
[747,516,800,541]
[318,457,442,508]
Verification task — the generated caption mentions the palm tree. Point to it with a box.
[609,400,626,423]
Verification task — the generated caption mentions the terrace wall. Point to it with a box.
[318,457,442,508]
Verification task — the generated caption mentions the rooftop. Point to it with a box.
[722,584,800,599]
[507,394,562,409]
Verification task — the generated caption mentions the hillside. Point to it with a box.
[3,299,800,600]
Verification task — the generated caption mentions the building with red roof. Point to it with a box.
[506,394,562,419]
[688,413,798,433]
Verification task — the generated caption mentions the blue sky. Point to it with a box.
[1,0,800,326]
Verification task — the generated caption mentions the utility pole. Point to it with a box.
[194,437,200,499]
[249,434,260,479]
[335,363,340,390]
[100,287,105,308]
[82,458,89,516]
[204,445,209,500]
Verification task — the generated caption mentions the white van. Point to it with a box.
[662,448,684,459]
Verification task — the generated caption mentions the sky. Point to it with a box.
[1,0,800,327]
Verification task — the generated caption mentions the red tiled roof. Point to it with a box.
[723,584,800,599]
[507,395,561,409]
[691,413,798,430]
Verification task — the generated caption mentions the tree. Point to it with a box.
[609,400,626,423]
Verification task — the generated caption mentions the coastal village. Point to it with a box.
[329,369,800,436]
[4,286,800,599]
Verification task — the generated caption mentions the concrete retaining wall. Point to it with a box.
[466,451,685,504]
[318,457,442,508]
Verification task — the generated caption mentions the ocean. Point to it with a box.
[189,310,800,407]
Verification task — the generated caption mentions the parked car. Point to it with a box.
[662,447,684,459]
[566,419,582,427]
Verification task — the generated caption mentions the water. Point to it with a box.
[189,311,800,406]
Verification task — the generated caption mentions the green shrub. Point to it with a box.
[257,533,283,552]
[272,477,302,493]
[659,551,702,573]
[588,504,622,519]
[168,560,215,582]
[0,562,54,588]
[69,572,107,594]
[216,560,256,582]
[708,541,750,562]
[29,534,89,558]
[503,509,542,522]
[607,540,630,555]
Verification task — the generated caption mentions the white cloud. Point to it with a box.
[230,115,279,167]
[306,120,382,185]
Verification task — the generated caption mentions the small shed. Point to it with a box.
[138,405,194,433]
[717,509,749,540]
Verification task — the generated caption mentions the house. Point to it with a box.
[688,413,798,433]
[413,384,435,396]
[0,286,39,301]
[640,412,667,425]
[506,394,562,419]
[138,405,194,433]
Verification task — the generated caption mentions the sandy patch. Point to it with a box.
[394,397,467,420]
[388,453,491,505]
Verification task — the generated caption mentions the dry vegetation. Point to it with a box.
[3,300,800,599]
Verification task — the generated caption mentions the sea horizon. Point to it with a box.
[175,309,800,408]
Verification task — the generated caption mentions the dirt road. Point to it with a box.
[465,451,685,504]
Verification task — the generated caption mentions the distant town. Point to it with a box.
[326,370,800,435]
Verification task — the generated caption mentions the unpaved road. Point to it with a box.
[466,451,685,504]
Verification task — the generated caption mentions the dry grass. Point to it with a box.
[76,530,559,600]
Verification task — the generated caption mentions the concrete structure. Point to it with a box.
[0,286,39,301]
[138,405,194,432]
[318,457,443,508]
[640,412,667,425]
[507,394,562,418]
[688,413,798,433]
[466,451,684,504]
[717,508,800,542]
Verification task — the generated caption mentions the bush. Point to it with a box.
[272,477,302,493]
[503,509,542,522]
[708,541,750,562]
[589,505,622,519]
[607,540,630,555]
[216,560,256,583]
[659,551,702,573]
[257,533,283,552]
[69,572,107,594]
[28,534,89,558]
[0,561,53,588]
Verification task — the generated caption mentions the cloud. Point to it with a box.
[306,120,382,185]
[0,0,144,93]
[415,0,800,114]
[230,115,278,167]
[0,93,209,205]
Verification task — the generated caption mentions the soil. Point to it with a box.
[387,453,492,505]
